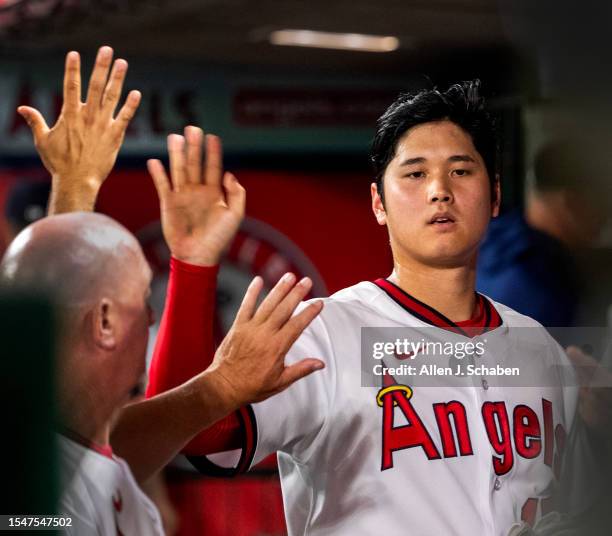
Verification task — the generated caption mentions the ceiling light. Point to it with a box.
[269,29,399,53]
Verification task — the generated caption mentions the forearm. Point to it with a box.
[48,175,100,215]
[112,369,237,483]
[146,257,218,396]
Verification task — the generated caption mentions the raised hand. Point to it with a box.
[147,127,245,266]
[209,273,325,406]
[17,46,141,214]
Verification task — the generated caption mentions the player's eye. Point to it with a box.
[451,168,470,177]
[404,171,425,179]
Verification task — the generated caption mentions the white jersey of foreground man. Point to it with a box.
[238,282,577,536]
[58,434,163,535]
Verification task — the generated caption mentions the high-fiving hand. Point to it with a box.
[147,127,245,266]
[18,46,141,214]
[209,272,325,407]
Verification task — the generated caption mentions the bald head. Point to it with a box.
[2,213,155,438]
[0,212,149,309]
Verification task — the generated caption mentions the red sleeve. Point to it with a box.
[146,257,242,454]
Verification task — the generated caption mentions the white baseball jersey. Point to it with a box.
[57,433,164,536]
[236,279,578,536]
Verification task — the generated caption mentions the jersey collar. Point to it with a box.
[58,426,114,459]
[373,278,502,337]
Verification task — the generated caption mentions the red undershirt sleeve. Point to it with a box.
[145,257,242,455]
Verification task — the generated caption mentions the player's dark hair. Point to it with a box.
[370,80,499,203]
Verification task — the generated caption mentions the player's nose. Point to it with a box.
[427,175,453,204]
[428,191,453,203]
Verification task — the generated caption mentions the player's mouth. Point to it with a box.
[428,213,456,231]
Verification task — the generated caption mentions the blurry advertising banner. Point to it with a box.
[0,63,402,156]
[233,89,397,126]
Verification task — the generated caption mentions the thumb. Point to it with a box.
[224,172,246,217]
[17,106,49,141]
[278,358,325,392]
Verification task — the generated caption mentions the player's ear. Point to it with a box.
[371,182,387,226]
[91,298,118,351]
[491,174,501,218]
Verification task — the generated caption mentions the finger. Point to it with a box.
[234,276,264,324]
[113,90,141,134]
[253,273,296,322]
[184,126,203,184]
[62,51,81,117]
[204,134,223,187]
[277,358,325,391]
[101,58,128,119]
[268,277,313,328]
[281,300,324,345]
[223,172,246,218]
[147,159,171,197]
[17,106,50,142]
[167,134,186,190]
[85,45,113,111]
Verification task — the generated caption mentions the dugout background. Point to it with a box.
[1,1,612,534]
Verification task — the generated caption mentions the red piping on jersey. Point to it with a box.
[373,278,502,337]
[59,427,114,459]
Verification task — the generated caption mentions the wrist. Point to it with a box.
[49,173,102,214]
[51,172,103,192]
[194,366,243,417]
[171,252,221,267]
[170,256,220,273]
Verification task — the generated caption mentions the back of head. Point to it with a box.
[1,213,151,437]
[0,212,142,312]
[370,80,498,200]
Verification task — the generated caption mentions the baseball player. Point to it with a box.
[145,81,579,535]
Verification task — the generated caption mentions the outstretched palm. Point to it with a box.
[148,128,245,266]
[18,46,141,214]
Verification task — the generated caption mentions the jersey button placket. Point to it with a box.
[474,345,488,391]
[493,477,502,491]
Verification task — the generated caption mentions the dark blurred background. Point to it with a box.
[1,1,611,534]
